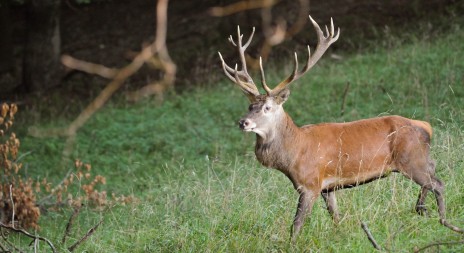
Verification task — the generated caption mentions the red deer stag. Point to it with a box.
[218,15,463,240]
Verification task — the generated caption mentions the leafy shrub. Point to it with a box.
[0,103,135,230]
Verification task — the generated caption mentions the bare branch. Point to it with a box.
[127,0,176,102]
[414,240,464,253]
[62,204,82,244]
[61,55,118,79]
[209,0,279,17]
[29,0,175,163]
[9,185,15,227]
[68,219,103,252]
[0,222,57,253]
[360,221,381,251]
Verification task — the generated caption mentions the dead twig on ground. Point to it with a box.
[414,239,464,253]
[62,204,83,244]
[0,222,57,253]
[361,221,382,251]
[68,219,103,252]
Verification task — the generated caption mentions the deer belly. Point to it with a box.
[321,169,392,190]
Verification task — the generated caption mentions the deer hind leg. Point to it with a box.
[401,159,444,218]
[291,188,318,242]
[321,191,340,223]
[415,186,429,216]
[396,126,463,232]
[402,161,464,233]
[415,160,435,216]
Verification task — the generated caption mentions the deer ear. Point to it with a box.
[274,88,290,104]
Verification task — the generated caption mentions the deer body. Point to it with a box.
[255,114,429,190]
[218,15,462,241]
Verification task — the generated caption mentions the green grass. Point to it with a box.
[10,21,464,252]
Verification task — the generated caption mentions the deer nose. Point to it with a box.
[239,119,250,129]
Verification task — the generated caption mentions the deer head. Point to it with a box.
[218,16,340,138]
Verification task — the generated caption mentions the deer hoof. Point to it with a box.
[415,205,428,216]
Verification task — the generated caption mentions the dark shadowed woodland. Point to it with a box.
[0,0,460,96]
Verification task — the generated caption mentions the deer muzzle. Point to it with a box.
[239,118,256,131]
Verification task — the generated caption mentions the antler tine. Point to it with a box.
[243,26,255,48]
[236,26,256,84]
[330,18,335,37]
[259,57,272,94]
[228,35,237,47]
[233,64,260,100]
[218,52,237,82]
[269,15,340,96]
[292,52,299,79]
[218,52,259,96]
[218,26,260,99]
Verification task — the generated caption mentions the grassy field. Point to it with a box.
[10,20,464,252]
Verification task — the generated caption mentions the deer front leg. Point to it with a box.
[291,188,317,241]
[321,191,340,223]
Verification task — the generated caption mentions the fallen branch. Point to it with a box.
[414,239,464,252]
[62,204,83,244]
[0,222,57,253]
[361,221,382,250]
[68,219,103,252]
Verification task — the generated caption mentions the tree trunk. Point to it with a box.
[22,0,61,93]
[0,2,16,93]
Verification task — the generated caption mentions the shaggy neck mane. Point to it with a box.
[254,113,301,172]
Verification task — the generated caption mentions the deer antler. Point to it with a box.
[219,26,272,101]
[219,15,339,99]
[268,15,340,96]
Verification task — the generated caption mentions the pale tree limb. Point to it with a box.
[209,0,280,17]
[61,55,118,79]
[28,0,175,164]
[254,0,310,67]
[126,0,176,102]
[211,0,310,69]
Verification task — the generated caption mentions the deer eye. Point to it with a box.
[248,104,254,111]
[264,105,271,112]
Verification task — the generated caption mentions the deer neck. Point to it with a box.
[255,113,301,172]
